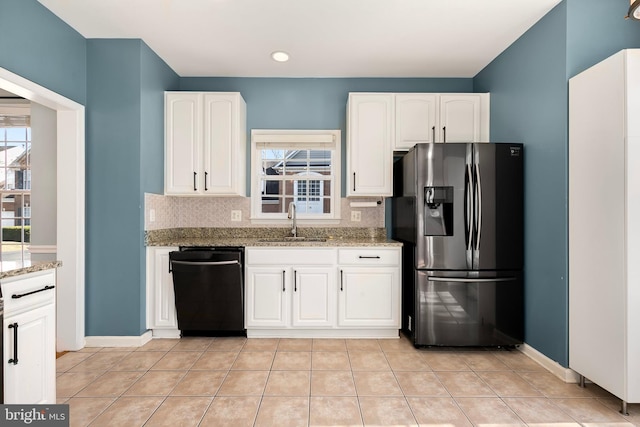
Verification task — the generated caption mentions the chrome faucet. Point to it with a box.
[287,202,297,237]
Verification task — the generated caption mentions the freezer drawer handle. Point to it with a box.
[429,277,516,283]
[8,323,18,365]
[358,256,380,259]
[12,285,55,299]
[171,260,239,266]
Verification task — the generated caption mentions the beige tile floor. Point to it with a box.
[56,335,640,427]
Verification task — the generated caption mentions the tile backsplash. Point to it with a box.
[145,193,385,230]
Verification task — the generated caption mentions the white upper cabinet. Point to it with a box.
[165,92,246,196]
[348,92,490,196]
[394,93,490,150]
[395,94,438,149]
[439,94,487,143]
[346,93,394,197]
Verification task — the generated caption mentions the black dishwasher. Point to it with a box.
[169,247,245,336]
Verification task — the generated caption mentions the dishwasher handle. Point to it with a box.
[171,260,240,266]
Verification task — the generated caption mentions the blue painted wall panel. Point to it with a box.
[566,0,640,77]
[474,0,640,367]
[0,0,86,104]
[86,40,145,336]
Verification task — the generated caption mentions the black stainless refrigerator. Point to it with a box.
[392,143,524,346]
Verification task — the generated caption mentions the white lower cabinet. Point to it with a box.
[2,269,57,404]
[338,267,399,327]
[245,267,289,328]
[337,248,400,328]
[245,246,400,338]
[146,247,180,338]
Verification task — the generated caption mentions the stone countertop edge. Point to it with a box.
[0,261,62,280]
[145,227,403,247]
[146,237,402,247]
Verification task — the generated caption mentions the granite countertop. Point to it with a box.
[0,260,62,280]
[146,227,402,248]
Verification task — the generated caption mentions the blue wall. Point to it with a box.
[86,40,178,336]
[0,0,86,104]
[474,0,640,367]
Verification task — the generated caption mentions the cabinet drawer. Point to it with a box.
[247,248,336,265]
[1,270,56,316]
[338,248,400,266]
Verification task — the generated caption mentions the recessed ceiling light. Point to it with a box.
[271,51,289,62]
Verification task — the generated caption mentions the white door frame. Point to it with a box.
[0,67,85,351]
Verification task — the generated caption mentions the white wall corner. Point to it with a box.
[84,330,153,348]
[519,343,581,383]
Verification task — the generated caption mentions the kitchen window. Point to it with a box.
[0,121,31,263]
[251,129,341,222]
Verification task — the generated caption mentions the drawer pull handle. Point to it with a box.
[8,323,18,365]
[358,256,381,259]
[12,285,55,299]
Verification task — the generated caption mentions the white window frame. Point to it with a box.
[251,129,341,223]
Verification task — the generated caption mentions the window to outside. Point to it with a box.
[0,122,31,263]
[251,130,341,221]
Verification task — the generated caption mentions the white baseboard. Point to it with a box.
[151,329,181,339]
[520,343,580,383]
[84,330,153,348]
[246,329,400,339]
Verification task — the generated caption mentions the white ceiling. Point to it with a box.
[38,0,562,78]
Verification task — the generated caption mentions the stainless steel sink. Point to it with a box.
[258,237,327,243]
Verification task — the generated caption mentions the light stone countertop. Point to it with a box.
[146,227,402,248]
[0,260,62,280]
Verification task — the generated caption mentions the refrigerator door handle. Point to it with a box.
[429,276,517,283]
[474,161,483,252]
[464,163,473,251]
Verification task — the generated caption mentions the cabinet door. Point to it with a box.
[395,94,438,150]
[347,93,393,197]
[338,267,400,327]
[291,267,335,327]
[245,267,288,328]
[147,247,178,331]
[203,93,246,196]
[165,92,202,194]
[4,303,56,404]
[438,95,483,143]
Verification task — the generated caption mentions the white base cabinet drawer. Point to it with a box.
[338,248,400,265]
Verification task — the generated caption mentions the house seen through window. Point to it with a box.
[252,130,341,221]
[0,120,31,263]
